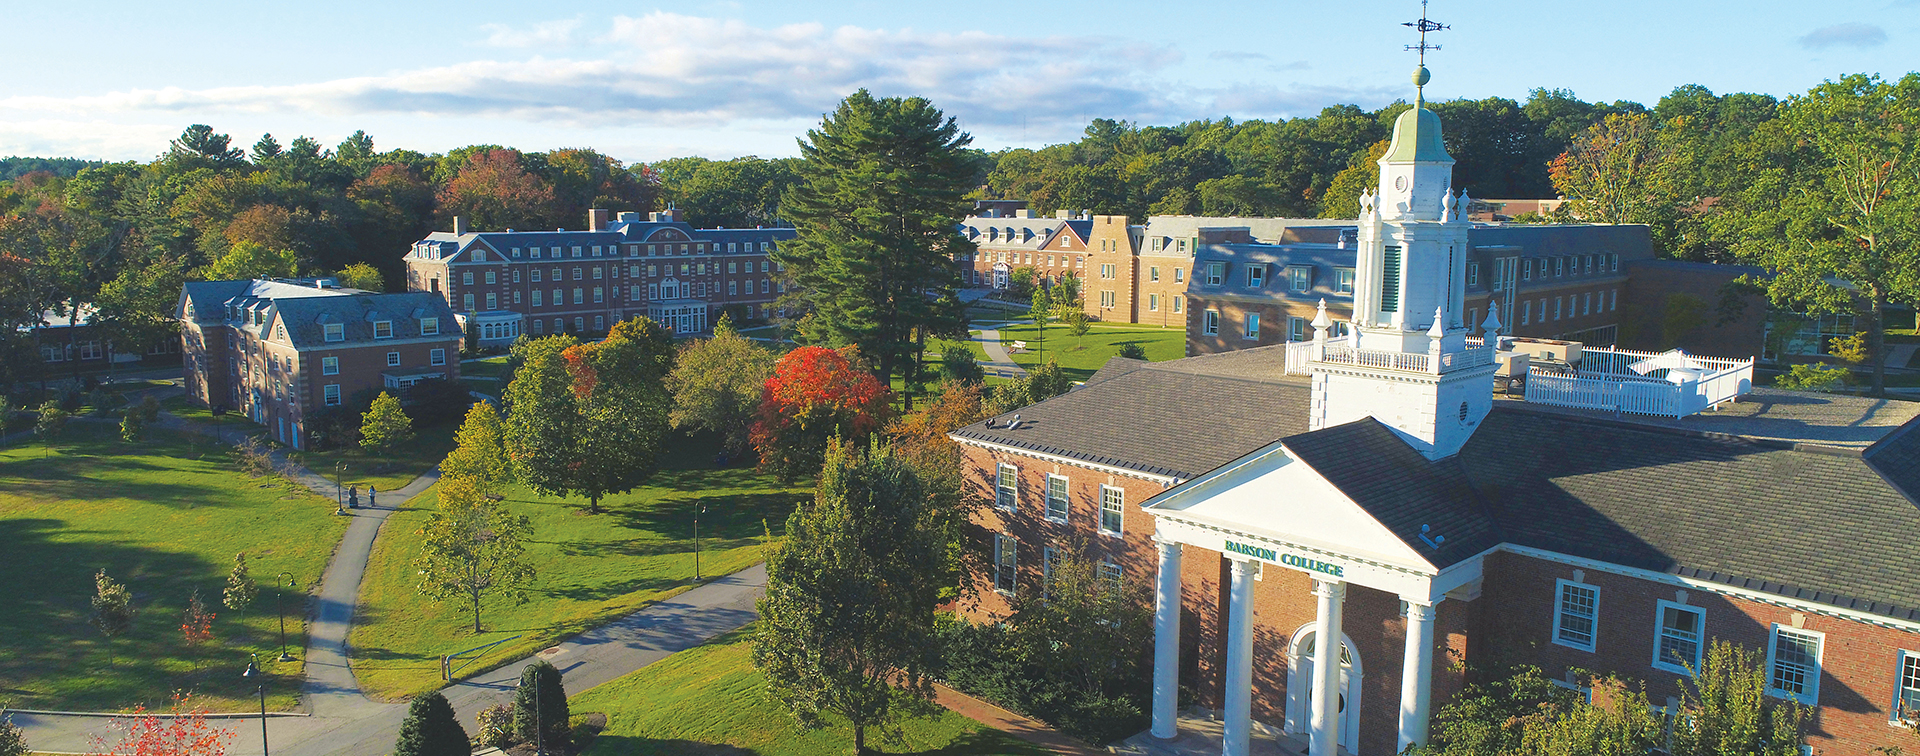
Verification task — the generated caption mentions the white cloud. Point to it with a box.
[1796,22,1888,50]
[0,13,1397,157]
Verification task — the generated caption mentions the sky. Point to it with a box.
[1,0,1913,164]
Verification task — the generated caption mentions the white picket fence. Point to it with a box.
[1524,356,1755,419]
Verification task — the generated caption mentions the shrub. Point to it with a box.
[1117,342,1147,361]
[393,691,469,756]
[475,704,514,749]
[940,342,984,384]
[1773,363,1849,392]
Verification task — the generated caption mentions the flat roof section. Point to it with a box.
[1500,387,1920,450]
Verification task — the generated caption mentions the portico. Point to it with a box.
[1141,433,1484,755]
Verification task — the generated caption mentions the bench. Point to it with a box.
[1010,341,1028,353]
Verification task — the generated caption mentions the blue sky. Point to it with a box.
[2,0,1912,163]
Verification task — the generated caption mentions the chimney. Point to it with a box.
[1080,209,1091,220]
[617,211,640,222]
[1055,209,1070,219]
[588,208,609,231]
[452,216,467,235]
[1015,209,1031,218]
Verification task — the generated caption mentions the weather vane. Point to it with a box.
[1403,0,1448,67]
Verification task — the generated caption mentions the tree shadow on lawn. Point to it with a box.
[607,493,802,541]
[0,517,297,710]
[582,737,761,755]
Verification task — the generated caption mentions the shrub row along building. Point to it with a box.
[400,208,797,347]
[953,62,1920,756]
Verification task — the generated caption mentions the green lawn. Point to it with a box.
[349,433,811,700]
[996,322,1186,381]
[0,423,348,712]
[289,421,459,492]
[574,628,1050,756]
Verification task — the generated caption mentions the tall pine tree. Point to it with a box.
[776,90,975,383]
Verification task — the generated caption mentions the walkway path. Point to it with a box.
[975,321,1031,379]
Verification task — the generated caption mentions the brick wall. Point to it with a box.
[1618,261,1768,358]
[1084,216,1137,322]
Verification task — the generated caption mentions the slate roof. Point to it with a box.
[951,345,1920,618]
[269,292,459,349]
[179,279,349,322]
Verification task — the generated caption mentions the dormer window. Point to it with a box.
[1246,265,1266,289]
[473,250,485,262]
[1288,266,1311,292]
[420,317,439,336]
[373,320,393,339]
[324,323,345,342]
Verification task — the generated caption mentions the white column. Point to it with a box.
[1222,558,1257,756]
[1151,538,1184,739]
[1309,579,1346,756]
[1398,600,1438,752]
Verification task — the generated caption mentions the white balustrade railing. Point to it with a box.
[1283,341,1316,375]
[1524,360,1754,418]
[1319,345,1432,373]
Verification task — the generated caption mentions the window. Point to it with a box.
[421,317,439,336]
[594,287,604,303]
[1583,292,1592,316]
[485,293,497,310]
[1150,266,1160,282]
[1100,263,1116,280]
[1289,317,1306,342]
[594,315,605,331]
[374,321,393,339]
[532,290,544,306]
[573,288,583,304]
[532,248,543,259]
[1336,269,1355,294]
[324,323,344,342]
[1895,652,1920,722]
[1173,296,1183,313]
[729,281,738,295]
[1553,579,1599,651]
[1585,255,1594,274]
[532,269,542,283]
[1768,626,1822,704]
[532,319,544,334]
[1244,312,1260,339]
[386,351,401,367]
[1523,258,1533,280]
[593,267,604,280]
[1100,290,1116,308]
[323,384,341,406]
[1099,486,1124,535]
[996,463,1018,510]
[1098,561,1123,597]
[462,272,474,286]
[485,271,496,285]
[1467,261,1480,287]
[463,293,475,310]
[1148,294,1159,312]
[1555,257,1565,277]
[1249,265,1267,289]
[762,280,771,294]
[573,317,584,332]
[430,348,445,366]
[1610,290,1618,312]
[1522,300,1532,326]
[1204,310,1219,335]
[1554,297,1563,320]
[994,534,1018,594]
[321,356,339,375]
[1045,475,1069,522]
[1611,254,1619,272]
[1653,601,1705,675]
[573,267,583,281]
[1206,262,1224,286]
[1043,546,1061,599]
[1174,268,1184,283]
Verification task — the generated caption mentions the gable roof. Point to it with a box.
[1283,419,1501,569]
[269,292,460,348]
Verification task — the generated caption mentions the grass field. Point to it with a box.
[289,421,459,492]
[995,322,1186,381]
[573,628,1049,756]
[349,433,811,700]
[0,423,348,712]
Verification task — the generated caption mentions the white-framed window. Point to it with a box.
[532,319,544,335]
[1206,262,1224,286]
[485,293,497,310]
[1173,296,1183,313]
[1148,294,1159,311]
[1336,268,1355,294]
[594,316,605,331]
[1767,626,1823,705]
[994,533,1018,594]
[1550,677,1594,703]
[463,293,475,310]
[1099,485,1124,535]
[1174,267,1184,283]
[323,384,341,406]
[1653,601,1705,675]
[1583,292,1592,316]
[420,317,439,336]
[1523,258,1534,280]
[374,321,393,339]
[386,351,401,367]
[1203,310,1219,335]
[1555,257,1565,277]
[1522,300,1532,326]
[1894,651,1920,723]
[1098,560,1123,597]
[1467,261,1480,287]
[1100,263,1116,279]
[996,463,1018,510]
[485,270,496,285]
[1290,266,1311,292]
[594,287,604,303]
[462,272,474,286]
[430,348,446,366]
[532,290,544,306]
[1553,579,1599,652]
[1149,266,1160,282]
[1100,290,1116,308]
[1289,317,1307,342]
[321,356,339,375]
[1244,312,1260,339]
[1554,297,1563,321]
[1045,474,1069,522]
[573,288,583,304]
[324,323,345,342]
[1248,265,1267,289]
[1610,289,1618,311]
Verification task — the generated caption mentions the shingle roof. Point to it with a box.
[1283,419,1501,569]
[953,344,1920,617]
[270,292,459,348]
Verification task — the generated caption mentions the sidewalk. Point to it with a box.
[933,683,1104,756]
[974,321,1031,379]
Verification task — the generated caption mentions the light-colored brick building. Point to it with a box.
[178,278,462,449]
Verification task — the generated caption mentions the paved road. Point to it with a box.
[974,322,1030,379]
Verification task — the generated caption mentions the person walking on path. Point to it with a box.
[366,485,377,509]
[348,485,358,509]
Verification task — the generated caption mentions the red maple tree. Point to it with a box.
[89,692,234,756]
[750,346,892,482]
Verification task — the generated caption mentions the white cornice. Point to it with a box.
[947,434,1180,485]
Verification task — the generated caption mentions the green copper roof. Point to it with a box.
[1382,79,1454,165]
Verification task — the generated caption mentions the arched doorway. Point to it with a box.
[1285,625,1362,751]
[992,262,1010,289]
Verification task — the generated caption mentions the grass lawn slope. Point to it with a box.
[997,322,1185,381]
[0,424,348,712]
[349,434,809,700]
[573,628,1049,756]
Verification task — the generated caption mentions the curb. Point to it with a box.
[3,708,311,719]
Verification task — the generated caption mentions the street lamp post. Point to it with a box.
[694,503,706,580]
[275,572,297,662]
[242,656,269,756]
[334,462,347,515]
[519,665,546,756]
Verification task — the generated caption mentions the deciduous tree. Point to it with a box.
[503,335,581,500]
[359,391,414,454]
[751,441,946,754]
[0,710,25,756]
[776,90,975,383]
[437,149,556,233]
[222,552,257,615]
[180,589,215,646]
[333,261,384,292]
[86,693,232,756]
[34,399,66,455]
[199,240,299,282]
[749,346,891,482]
[415,475,534,633]
[442,400,513,491]
[1549,112,1674,225]
[666,326,780,457]
[555,317,675,513]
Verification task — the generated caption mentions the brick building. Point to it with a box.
[178,278,462,449]
[950,81,1920,756]
[403,209,796,346]
[960,204,1092,290]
